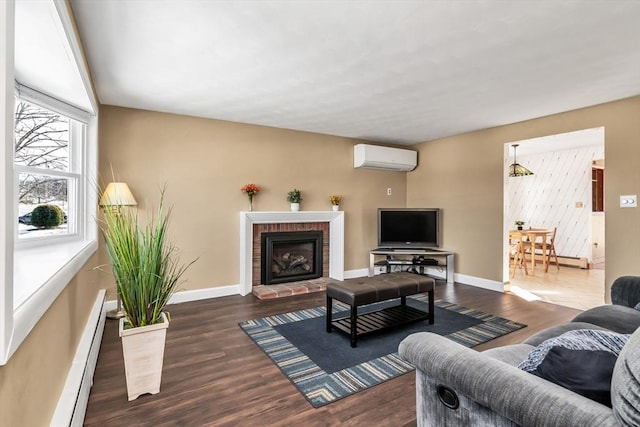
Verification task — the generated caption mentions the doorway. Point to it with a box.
[591,160,605,268]
[503,127,605,310]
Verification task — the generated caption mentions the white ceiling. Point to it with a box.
[70,0,640,145]
[512,126,604,157]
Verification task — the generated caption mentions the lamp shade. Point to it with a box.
[508,144,534,177]
[99,182,137,207]
[508,163,534,177]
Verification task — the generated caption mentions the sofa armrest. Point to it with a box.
[399,332,618,427]
[611,276,640,308]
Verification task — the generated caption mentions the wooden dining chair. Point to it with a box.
[526,227,560,272]
[509,231,528,277]
[538,227,559,272]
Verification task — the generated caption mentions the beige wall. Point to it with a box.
[0,254,100,426]
[2,96,634,426]
[407,96,640,300]
[98,106,408,295]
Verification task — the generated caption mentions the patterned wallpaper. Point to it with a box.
[506,146,604,259]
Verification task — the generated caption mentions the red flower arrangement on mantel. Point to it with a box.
[241,184,260,211]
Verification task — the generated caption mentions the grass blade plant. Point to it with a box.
[100,189,195,328]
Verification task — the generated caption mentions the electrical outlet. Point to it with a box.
[575,201,584,208]
[387,188,392,196]
[620,195,638,208]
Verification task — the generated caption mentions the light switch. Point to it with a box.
[620,195,638,208]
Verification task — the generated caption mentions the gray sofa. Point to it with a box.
[399,276,640,427]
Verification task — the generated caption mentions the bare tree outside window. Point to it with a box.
[15,100,72,238]
[14,101,68,168]
[18,174,67,205]
[14,100,69,205]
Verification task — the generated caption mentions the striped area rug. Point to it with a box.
[239,296,526,408]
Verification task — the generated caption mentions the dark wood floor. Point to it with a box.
[84,281,582,426]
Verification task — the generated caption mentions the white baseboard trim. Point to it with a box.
[361,265,502,292]
[106,269,382,309]
[105,274,371,309]
[168,284,242,304]
[104,284,243,311]
[454,273,505,293]
[343,268,368,279]
[51,290,106,427]
[103,270,505,311]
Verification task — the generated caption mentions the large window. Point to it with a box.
[15,99,83,241]
[1,0,98,365]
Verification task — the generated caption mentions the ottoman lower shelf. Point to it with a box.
[330,304,430,340]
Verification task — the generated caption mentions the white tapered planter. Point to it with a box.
[119,312,169,401]
[290,203,300,211]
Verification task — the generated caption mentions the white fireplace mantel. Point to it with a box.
[239,211,344,295]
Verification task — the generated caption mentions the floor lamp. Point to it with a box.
[99,182,138,320]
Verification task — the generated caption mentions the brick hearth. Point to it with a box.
[252,277,335,299]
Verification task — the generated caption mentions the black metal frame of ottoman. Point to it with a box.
[326,291,434,348]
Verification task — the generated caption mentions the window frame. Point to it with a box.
[14,95,84,244]
[0,0,99,365]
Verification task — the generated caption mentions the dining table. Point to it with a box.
[509,228,552,274]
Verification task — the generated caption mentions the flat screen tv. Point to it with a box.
[377,208,440,249]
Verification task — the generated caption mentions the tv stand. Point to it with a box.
[369,248,454,284]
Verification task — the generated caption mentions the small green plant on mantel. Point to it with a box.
[287,189,302,203]
[515,220,525,230]
[99,188,197,328]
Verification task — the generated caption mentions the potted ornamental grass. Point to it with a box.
[99,188,196,400]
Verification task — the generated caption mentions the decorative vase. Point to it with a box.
[248,194,253,212]
[119,312,169,401]
[290,202,300,212]
[332,205,339,211]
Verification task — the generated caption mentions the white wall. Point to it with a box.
[507,146,604,260]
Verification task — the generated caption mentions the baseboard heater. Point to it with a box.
[51,290,106,427]
[528,253,589,269]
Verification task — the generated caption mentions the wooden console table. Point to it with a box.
[368,248,455,284]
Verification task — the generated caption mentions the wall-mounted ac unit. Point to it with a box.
[353,144,417,171]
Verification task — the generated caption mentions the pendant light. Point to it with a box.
[508,144,534,177]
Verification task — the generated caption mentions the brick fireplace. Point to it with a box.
[256,226,327,285]
[239,211,344,296]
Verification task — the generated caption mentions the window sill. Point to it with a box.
[7,238,98,363]
[14,239,96,308]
